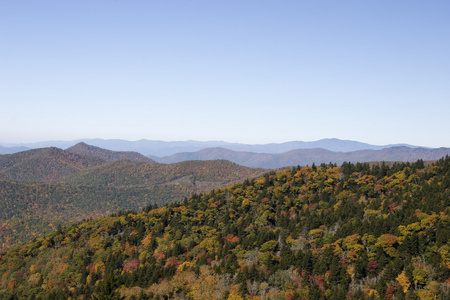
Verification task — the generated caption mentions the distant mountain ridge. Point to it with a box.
[1,139,448,169]
[153,146,450,168]
[0,145,29,154]
[0,138,424,156]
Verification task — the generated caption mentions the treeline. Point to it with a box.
[0,157,449,299]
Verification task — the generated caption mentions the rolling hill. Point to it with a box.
[65,159,265,189]
[66,142,154,163]
[0,147,105,183]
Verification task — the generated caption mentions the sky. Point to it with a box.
[1,1,449,148]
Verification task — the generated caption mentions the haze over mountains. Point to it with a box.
[154,146,450,169]
[1,139,448,169]
[0,138,424,156]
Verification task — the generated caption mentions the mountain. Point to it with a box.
[154,146,450,168]
[3,142,449,172]
[0,145,266,188]
[1,157,449,299]
[152,147,267,165]
[0,147,105,183]
[0,145,29,154]
[0,145,266,249]
[0,140,85,150]
[216,138,419,153]
[66,142,154,163]
[0,138,422,157]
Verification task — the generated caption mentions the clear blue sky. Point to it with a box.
[1,1,449,147]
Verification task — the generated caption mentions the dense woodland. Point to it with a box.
[1,156,449,299]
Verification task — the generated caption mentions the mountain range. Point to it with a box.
[1,139,448,169]
[0,138,424,156]
[152,146,450,168]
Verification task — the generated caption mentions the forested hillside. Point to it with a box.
[1,157,449,299]
[0,147,104,183]
[66,142,154,163]
[64,159,264,189]
[0,147,266,250]
[0,180,185,249]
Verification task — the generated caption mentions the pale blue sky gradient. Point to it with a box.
[1,1,449,147]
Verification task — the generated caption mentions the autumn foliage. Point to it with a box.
[0,157,449,299]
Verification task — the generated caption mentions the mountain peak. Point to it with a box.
[66,142,102,153]
[65,141,89,149]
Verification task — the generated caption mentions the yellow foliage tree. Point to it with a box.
[227,290,244,300]
[187,266,223,300]
[396,271,411,293]
[416,289,434,300]
[362,285,379,299]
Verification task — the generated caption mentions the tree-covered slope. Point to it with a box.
[66,142,154,163]
[0,147,105,183]
[64,159,265,188]
[0,180,155,249]
[1,157,449,299]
